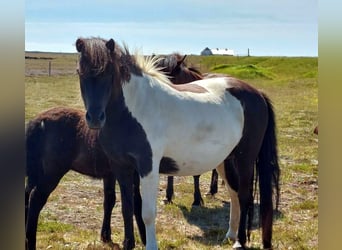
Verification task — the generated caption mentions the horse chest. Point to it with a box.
[98,113,154,177]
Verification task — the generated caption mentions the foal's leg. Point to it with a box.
[101,174,116,243]
[25,182,34,226]
[26,172,66,250]
[165,176,174,203]
[192,175,204,206]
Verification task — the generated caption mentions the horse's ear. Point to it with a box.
[76,38,84,52]
[177,55,187,66]
[180,55,187,63]
[106,39,115,52]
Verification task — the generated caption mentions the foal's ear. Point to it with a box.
[106,39,115,52]
[76,38,84,52]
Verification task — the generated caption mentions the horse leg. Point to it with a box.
[25,182,34,226]
[116,165,135,250]
[133,170,146,245]
[165,176,174,204]
[235,159,255,249]
[26,173,65,250]
[208,169,218,196]
[101,174,116,243]
[216,160,240,242]
[140,170,159,250]
[192,175,204,206]
[259,161,274,249]
[247,173,255,243]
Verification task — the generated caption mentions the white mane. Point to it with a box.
[134,52,171,85]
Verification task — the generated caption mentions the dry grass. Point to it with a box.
[25,52,318,249]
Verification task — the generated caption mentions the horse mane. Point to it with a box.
[77,37,171,85]
[134,53,171,85]
[156,53,185,74]
[77,37,114,76]
[156,53,203,83]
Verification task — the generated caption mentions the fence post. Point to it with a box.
[48,61,51,76]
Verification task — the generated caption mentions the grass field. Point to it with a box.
[25,51,318,249]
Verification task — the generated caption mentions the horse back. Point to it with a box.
[26,107,110,179]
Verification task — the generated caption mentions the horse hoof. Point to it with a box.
[101,235,112,243]
[163,199,173,205]
[122,239,135,250]
[191,201,204,207]
[232,241,245,249]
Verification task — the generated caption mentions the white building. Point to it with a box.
[201,47,235,56]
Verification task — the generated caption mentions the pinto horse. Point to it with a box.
[24,55,215,250]
[157,53,219,206]
[25,107,146,250]
[76,37,280,249]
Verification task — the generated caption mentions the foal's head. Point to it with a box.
[157,53,203,84]
[76,37,133,129]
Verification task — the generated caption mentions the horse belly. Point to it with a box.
[161,94,244,176]
[163,132,239,176]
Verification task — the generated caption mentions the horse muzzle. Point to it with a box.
[85,110,106,129]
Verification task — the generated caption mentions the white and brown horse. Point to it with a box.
[75,37,280,249]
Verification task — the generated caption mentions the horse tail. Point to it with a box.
[256,94,280,247]
[25,119,45,187]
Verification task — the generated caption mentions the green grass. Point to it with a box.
[211,64,275,80]
[25,52,318,249]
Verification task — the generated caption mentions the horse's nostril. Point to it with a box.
[85,112,91,122]
[99,112,105,122]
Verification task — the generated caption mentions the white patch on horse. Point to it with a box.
[122,72,244,177]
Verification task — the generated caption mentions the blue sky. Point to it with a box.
[25,0,318,56]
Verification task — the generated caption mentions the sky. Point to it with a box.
[25,0,318,56]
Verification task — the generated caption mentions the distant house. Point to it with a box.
[200,47,213,56]
[200,47,235,56]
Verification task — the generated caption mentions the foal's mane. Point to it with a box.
[76,37,171,85]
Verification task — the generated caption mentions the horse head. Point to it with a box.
[157,53,202,84]
[76,37,120,129]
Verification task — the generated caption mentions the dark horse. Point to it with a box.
[76,37,280,249]
[25,107,146,250]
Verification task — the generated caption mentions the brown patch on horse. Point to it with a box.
[169,82,208,93]
[225,77,263,96]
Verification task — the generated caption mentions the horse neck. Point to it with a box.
[104,89,128,123]
[176,70,203,84]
